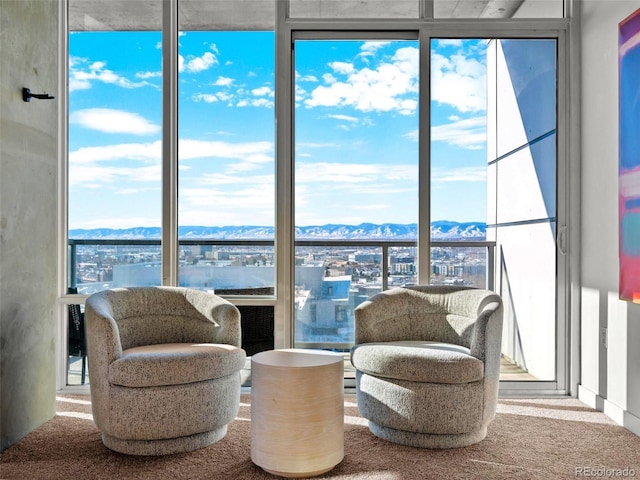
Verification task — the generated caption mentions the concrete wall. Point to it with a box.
[0,0,58,450]
[578,0,640,436]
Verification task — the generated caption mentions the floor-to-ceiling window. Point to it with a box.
[63,0,570,393]
[67,24,163,295]
[292,37,419,353]
[64,0,278,385]
[65,1,164,385]
[176,30,275,293]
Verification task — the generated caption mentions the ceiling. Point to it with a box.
[68,0,561,31]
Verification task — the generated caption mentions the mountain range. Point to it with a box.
[69,221,486,240]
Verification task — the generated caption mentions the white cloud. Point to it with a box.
[252,86,273,97]
[217,92,234,102]
[214,76,234,86]
[329,61,355,75]
[69,163,161,186]
[296,142,340,149]
[193,93,219,103]
[434,39,464,48]
[69,141,161,165]
[403,116,486,150]
[191,83,274,109]
[304,46,419,115]
[70,108,160,135]
[322,73,337,84]
[359,41,391,58]
[300,43,486,116]
[180,46,218,73]
[69,138,274,186]
[431,116,486,150]
[179,139,273,172]
[328,114,358,123]
[249,98,274,108]
[69,139,274,170]
[69,57,152,92]
[431,52,486,112]
[296,72,318,82]
[236,97,274,108]
[295,162,416,185]
[178,174,275,225]
[72,215,161,230]
[294,161,417,225]
[184,51,217,73]
[135,71,161,79]
[432,166,487,183]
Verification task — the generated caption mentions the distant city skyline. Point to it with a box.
[68,32,488,232]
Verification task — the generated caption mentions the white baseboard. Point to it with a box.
[578,384,640,437]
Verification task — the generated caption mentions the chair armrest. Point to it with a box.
[84,293,125,430]
[85,294,124,366]
[469,298,503,375]
[210,302,242,347]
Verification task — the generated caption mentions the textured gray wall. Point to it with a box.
[0,0,58,450]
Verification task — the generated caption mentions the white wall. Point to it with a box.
[579,0,640,436]
[0,0,59,449]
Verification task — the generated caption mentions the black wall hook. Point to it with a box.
[22,88,55,102]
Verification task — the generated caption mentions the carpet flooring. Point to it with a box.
[1,394,639,480]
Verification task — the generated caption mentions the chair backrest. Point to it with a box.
[354,285,501,349]
[86,286,240,350]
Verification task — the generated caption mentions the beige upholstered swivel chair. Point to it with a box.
[85,286,246,455]
[350,285,503,449]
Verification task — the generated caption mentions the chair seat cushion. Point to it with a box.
[109,343,246,388]
[351,341,483,384]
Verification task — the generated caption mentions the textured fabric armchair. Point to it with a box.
[85,287,246,455]
[350,285,503,448]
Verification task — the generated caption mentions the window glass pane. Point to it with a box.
[294,39,419,350]
[177,31,275,294]
[488,38,558,381]
[68,30,162,296]
[67,1,162,387]
[431,37,558,381]
[429,38,490,292]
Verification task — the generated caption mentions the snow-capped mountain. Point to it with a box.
[69,221,486,240]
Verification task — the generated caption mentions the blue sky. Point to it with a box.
[68,32,488,232]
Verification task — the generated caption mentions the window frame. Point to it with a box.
[59,0,577,396]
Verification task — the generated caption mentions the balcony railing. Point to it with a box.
[68,239,495,291]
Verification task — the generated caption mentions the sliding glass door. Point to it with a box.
[293,38,419,352]
[288,32,560,386]
[176,30,276,294]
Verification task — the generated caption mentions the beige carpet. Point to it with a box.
[2,394,639,480]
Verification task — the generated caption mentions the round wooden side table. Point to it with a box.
[250,349,344,478]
